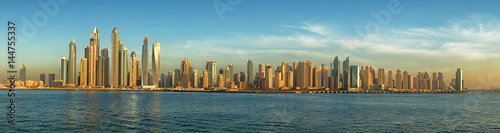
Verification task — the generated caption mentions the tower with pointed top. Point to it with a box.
[68,37,76,85]
[111,27,119,87]
[141,37,149,86]
[152,41,160,87]
[247,59,253,85]
[88,33,97,86]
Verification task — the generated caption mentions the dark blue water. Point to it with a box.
[1,90,499,132]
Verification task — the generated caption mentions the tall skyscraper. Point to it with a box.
[119,46,128,86]
[387,70,393,88]
[152,41,160,87]
[92,27,100,62]
[408,75,414,89]
[350,65,360,88]
[343,57,350,89]
[101,49,109,86]
[68,37,76,85]
[80,58,88,86]
[228,64,234,84]
[305,61,313,88]
[88,34,97,87]
[322,64,329,88]
[129,52,137,87]
[247,59,253,85]
[174,69,180,87]
[40,73,46,85]
[332,56,340,90]
[111,27,120,87]
[281,62,289,87]
[396,69,402,89]
[378,68,385,86]
[206,61,216,87]
[60,56,67,86]
[141,37,149,87]
[455,68,463,91]
[20,64,26,82]
[192,70,198,88]
[97,56,103,86]
[265,64,273,89]
[313,66,322,87]
[180,59,191,88]
[203,70,208,88]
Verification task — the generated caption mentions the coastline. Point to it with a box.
[0,87,475,93]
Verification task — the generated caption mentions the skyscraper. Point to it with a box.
[119,46,128,86]
[247,59,253,85]
[203,70,208,88]
[129,52,137,87]
[180,59,191,88]
[387,70,393,88]
[40,73,46,86]
[174,69,180,87]
[378,68,385,86]
[403,71,408,89]
[152,41,160,87]
[97,56,103,86]
[88,34,97,87]
[228,64,234,84]
[265,64,273,89]
[438,72,444,90]
[68,37,76,85]
[396,69,402,89]
[48,74,55,86]
[80,58,88,86]
[93,27,100,62]
[313,66,322,88]
[321,64,329,88]
[60,56,67,86]
[350,65,360,88]
[282,62,289,87]
[141,37,149,87]
[192,70,198,88]
[455,68,463,91]
[306,61,313,88]
[101,48,109,86]
[206,61,216,87]
[343,57,350,89]
[332,56,340,90]
[20,64,26,82]
[111,27,120,87]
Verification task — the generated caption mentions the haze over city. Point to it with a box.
[2,0,500,89]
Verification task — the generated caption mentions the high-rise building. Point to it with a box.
[192,70,198,88]
[456,68,463,91]
[174,69,180,87]
[141,37,149,86]
[408,75,413,89]
[80,58,88,86]
[247,59,253,85]
[265,64,273,89]
[40,73,46,86]
[313,66,322,88]
[281,62,289,87]
[92,27,100,62]
[306,61,313,88]
[60,57,67,86]
[378,68,385,86]
[129,52,137,87]
[387,70,393,88]
[228,64,233,85]
[20,64,26,82]
[180,59,191,88]
[396,69,402,89]
[151,41,160,87]
[166,71,173,87]
[68,37,76,85]
[101,49,109,86]
[203,70,208,88]
[88,34,97,87]
[206,61,216,87]
[111,27,120,87]
[350,65,360,88]
[432,72,438,90]
[274,67,282,89]
[119,46,128,86]
[403,71,408,89]
[343,57,350,89]
[292,62,298,88]
[332,56,340,90]
[259,64,265,88]
[97,56,103,86]
[48,74,55,86]
[297,62,305,89]
[321,64,329,88]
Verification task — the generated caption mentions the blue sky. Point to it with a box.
[1,0,500,89]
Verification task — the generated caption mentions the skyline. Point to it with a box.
[2,0,500,89]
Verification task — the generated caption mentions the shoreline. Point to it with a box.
[0,87,476,93]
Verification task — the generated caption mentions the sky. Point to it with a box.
[1,0,500,89]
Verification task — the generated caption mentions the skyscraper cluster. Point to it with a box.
[45,27,465,91]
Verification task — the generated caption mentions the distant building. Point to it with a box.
[48,74,55,86]
[456,68,463,91]
[40,73,46,86]
[60,56,67,86]
[152,41,160,87]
